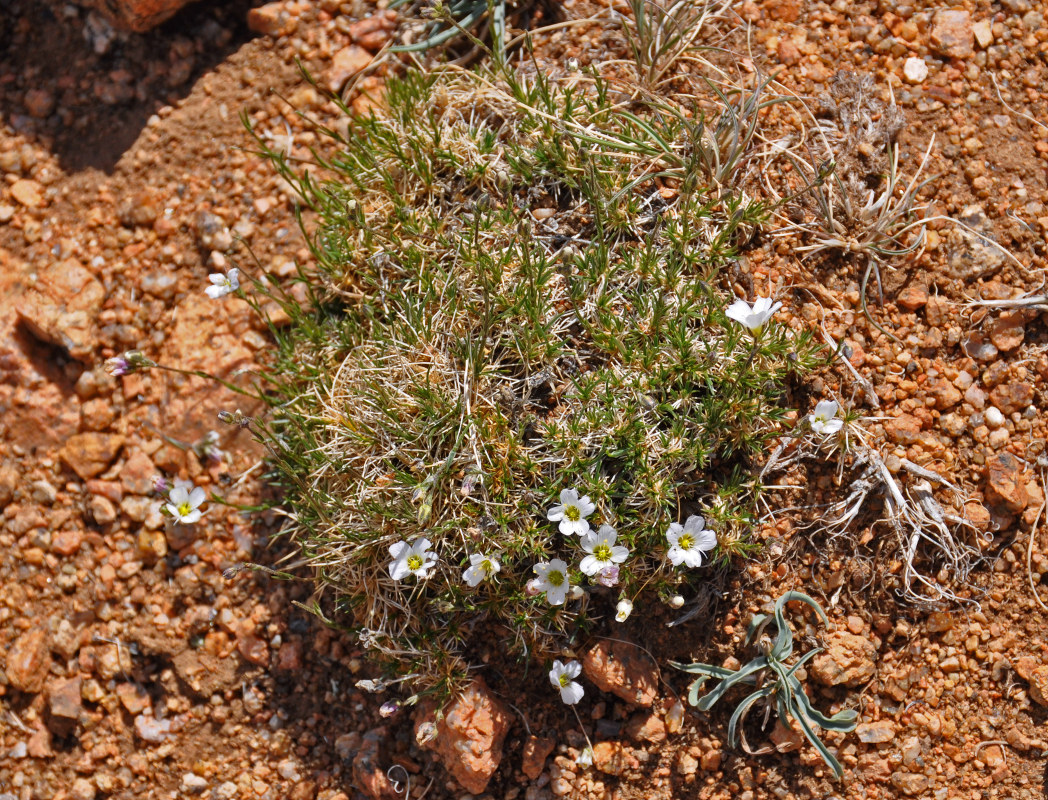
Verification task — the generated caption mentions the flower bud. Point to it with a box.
[615,598,633,622]
[669,594,685,608]
[596,565,619,587]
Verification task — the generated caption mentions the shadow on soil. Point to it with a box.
[0,0,261,174]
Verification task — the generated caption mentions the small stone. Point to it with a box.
[856,720,896,744]
[1027,665,1048,706]
[24,89,56,118]
[414,679,511,793]
[48,677,83,721]
[6,628,52,693]
[972,19,993,48]
[700,749,722,771]
[986,452,1029,512]
[276,639,302,671]
[811,631,876,687]
[134,714,172,743]
[930,9,973,59]
[247,2,298,36]
[591,742,635,776]
[352,728,397,799]
[521,735,556,779]
[116,683,151,714]
[983,406,1005,429]
[347,11,397,50]
[676,751,698,776]
[890,772,930,796]
[769,719,804,752]
[51,529,84,556]
[10,179,45,208]
[137,528,168,562]
[989,311,1025,351]
[625,711,666,743]
[926,379,961,411]
[925,611,954,633]
[885,414,920,445]
[27,726,53,758]
[70,777,96,800]
[17,258,105,362]
[328,45,373,92]
[989,382,1033,415]
[237,633,270,666]
[180,773,208,795]
[582,640,659,707]
[193,211,233,251]
[60,433,124,480]
[776,39,800,65]
[897,285,928,310]
[902,57,928,84]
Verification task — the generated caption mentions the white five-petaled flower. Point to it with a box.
[533,558,571,605]
[206,268,240,299]
[579,524,630,576]
[547,488,596,536]
[666,515,717,568]
[615,597,633,622]
[388,537,437,581]
[463,553,501,587]
[549,659,585,705]
[725,295,782,333]
[809,399,844,435]
[165,484,207,525]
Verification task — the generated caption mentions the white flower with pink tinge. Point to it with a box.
[547,488,596,536]
[165,484,207,525]
[809,399,843,435]
[549,659,585,705]
[388,537,437,581]
[725,295,782,333]
[206,268,240,299]
[666,515,717,568]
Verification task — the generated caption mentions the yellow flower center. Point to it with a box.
[594,544,612,561]
[558,673,571,687]
[407,555,424,571]
[548,570,564,587]
[481,559,494,574]
[565,506,581,522]
[178,502,192,516]
[679,534,694,550]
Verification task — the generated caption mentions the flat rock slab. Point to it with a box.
[582,640,659,707]
[17,258,104,362]
[90,0,201,32]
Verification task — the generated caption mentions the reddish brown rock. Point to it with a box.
[60,433,124,480]
[116,682,151,714]
[353,728,397,799]
[989,310,1026,352]
[17,258,105,362]
[237,633,270,667]
[247,2,298,37]
[811,631,876,687]
[884,414,921,445]
[985,452,1029,512]
[769,719,804,752]
[51,529,84,556]
[414,678,511,793]
[521,735,555,779]
[926,379,961,411]
[90,0,200,32]
[328,45,374,92]
[6,627,52,693]
[27,726,53,758]
[10,179,45,208]
[592,741,637,776]
[48,676,83,723]
[347,11,397,50]
[897,286,928,311]
[276,639,303,671]
[1027,665,1048,706]
[988,382,1033,415]
[582,640,659,707]
[930,9,973,59]
[625,710,667,743]
[776,39,800,66]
